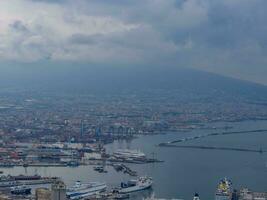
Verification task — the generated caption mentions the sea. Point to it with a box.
[1,120,267,200]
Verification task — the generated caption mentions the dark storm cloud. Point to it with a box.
[1,0,267,84]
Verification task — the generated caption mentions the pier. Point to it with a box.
[112,163,137,176]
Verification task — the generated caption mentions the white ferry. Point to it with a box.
[118,176,152,194]
[114,149,146,159]
[67,181,107,200]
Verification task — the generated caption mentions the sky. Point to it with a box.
[0,0,267,84]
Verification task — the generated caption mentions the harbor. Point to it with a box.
[0,120,267,199]
[0,173,266,200]
[0,173,153,199]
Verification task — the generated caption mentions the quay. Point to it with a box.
[17,163,68,167]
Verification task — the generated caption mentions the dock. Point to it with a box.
[112,163,137,176]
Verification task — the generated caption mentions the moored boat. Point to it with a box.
[67,181,107,200]
[193,193,200,200]
[114,149,146,160]
[118,176,152,194]
[10,185,31,195]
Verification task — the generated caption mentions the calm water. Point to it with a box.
[1,120,267,200]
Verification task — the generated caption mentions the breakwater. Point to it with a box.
[158,129,267,146]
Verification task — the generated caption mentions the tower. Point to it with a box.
[80,120,84,138]
[51,180,66,200]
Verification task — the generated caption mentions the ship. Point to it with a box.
[10,185,31,195]
[67,181,107,200]
[11,174,41,181]
[114,149,146,160]
[0,175,18,187]
[117,176,152,194]
[215,178,233,200]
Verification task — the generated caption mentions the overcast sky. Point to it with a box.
[0,0,267,84]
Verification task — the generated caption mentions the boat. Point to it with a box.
[113,193,130,199]
[67,181,107,200]
[10,185,31,195]
[193,193,200,200]
[0,163,15,168]
[94,166,107,173]
[113,164,124,171]
[118,176,152,194]
[0,180,18,187]
[215,178,233,200]
[0,176,18,187]
[11,174,41,181]
[114,149,146,160]
[67,161,79,167]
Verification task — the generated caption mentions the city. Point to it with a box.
[0,0,267,199]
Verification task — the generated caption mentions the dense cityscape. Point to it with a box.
[0,89,266,199]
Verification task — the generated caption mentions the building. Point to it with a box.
[36,188,51,200]
[0,193,11,200]
[239,188,267,200]
[51,180,66,200]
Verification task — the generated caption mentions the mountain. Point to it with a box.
[0,63,267,101]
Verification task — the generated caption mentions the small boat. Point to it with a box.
[113,164,124,171]
[67,181,107,200]
[193,193,200,200]
[0,163,15,168]
[94,166,107,173]
[109,190,130,199]
[0,179,18,188]
[11,174,41,181]
[118,176,152,194]
[11,185,31,195]
[67,161,79,167]
[23,163,29,168]
[113,193,130,199]
[94,166,103,171]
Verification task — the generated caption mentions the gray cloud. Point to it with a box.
[0,0,267,84]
